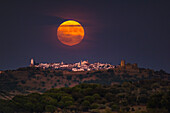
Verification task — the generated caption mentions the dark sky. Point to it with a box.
[0,0,170,72]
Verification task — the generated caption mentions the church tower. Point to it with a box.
[30,58,34,66]
[121,60,125,67]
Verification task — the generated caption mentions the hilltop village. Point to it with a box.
[30,59,115,71]
[30,59,138,72]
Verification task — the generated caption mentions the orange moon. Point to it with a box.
[57,20,85,46]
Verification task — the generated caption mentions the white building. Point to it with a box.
[81,60,89,65]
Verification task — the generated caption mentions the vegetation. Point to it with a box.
[0,79,169,113]
[0,67,169,95]
[0,67,169,112]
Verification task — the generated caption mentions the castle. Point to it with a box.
[120,60,138,69]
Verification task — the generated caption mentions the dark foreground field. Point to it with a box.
[0,79,170,113]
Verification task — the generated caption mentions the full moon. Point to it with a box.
[57,20,85,46]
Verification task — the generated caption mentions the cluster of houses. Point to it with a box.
[30,59,115,71]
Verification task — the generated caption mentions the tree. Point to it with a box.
[105,93,115,102]
[90,103,99,109]
[147,93,163,108]
[60,96,74,108]
[81,100,90,111]
[45,105,56,112]
[64,101,73,108]
[93,93,101,100]
[111,104,120,111]
[84,96,94,103]
[21,80,26,84]
[67,76,72,80]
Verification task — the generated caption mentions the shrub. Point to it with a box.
[90,103,99,109]
[45,105,56,112]
[21,80,26,84]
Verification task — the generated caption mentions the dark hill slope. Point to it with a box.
[0,67,169,95]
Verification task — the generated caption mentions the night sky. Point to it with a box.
[0,1,170,72]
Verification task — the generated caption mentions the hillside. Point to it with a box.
[0,81,170,113]
[0,65,169,96]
